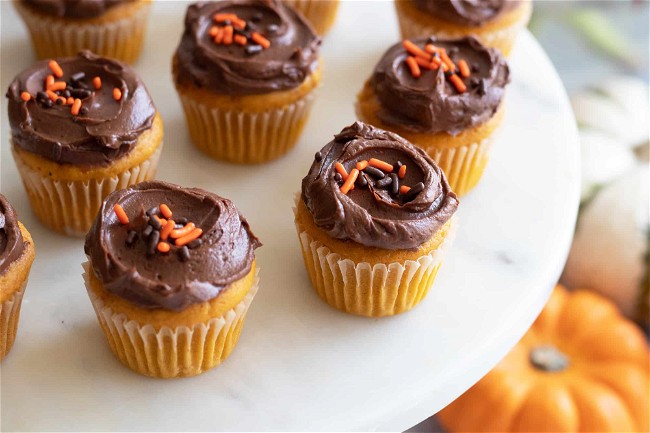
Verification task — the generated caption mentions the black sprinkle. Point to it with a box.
[477,80,487,96]
[55,98,63,105]
[470,78,480,88]
[427,36,436,44]
[222,19,232,26]
[314,151,322,162]
[390,173,399,195]
[125,230,138,246]
[62,90,71,98]
[444,70,456,78]
[175,217,188,225]
[43,98,53,108]
[178,246,190,262]
[394,161,403,172]
[174,224,184,229]
[375,176,392,189]
[149,216,162,230]
[36,91,48,101]
[363,166,385,179]
[147,230,160,256]
[267,24,279,34]
[70,72,85,82]
[404,182,424,201]
[187,239,202,249]
[143,225,153,237]
[80,107,89,115]
[471,64,480,73]
[146,206,158,217]
[251,13,263,22]
[334,172,343,183]
[356,172,368,188]
[245,44,263,55]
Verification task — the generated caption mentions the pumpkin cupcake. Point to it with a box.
[394,0,532,56]
[281,0,339,35]
[356,36,509,196]
[295,122,458,317]
[14,0,152,63]
[7,50,163,237]
[173,0,321,164]
[83,181,262,378]
[0,195,35,361]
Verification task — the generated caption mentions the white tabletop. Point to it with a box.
[0,1,580,431]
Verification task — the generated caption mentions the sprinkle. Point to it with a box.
[46,90,58,101]
[80,106,89,115]
[223,25,234,45]
[70,72,85,82]
[334,162,349,180]
[390,173,399,195]
[160,219,175,240]
[356,160,368,170]
[267,24,279,34]
[356,172,368,188]
[398,165,407,179]
[375,176,393,189]
[20,92,31,102]
[234,34,247,45]
[404,182,425,201]
[405,56,421,78]
[113,87,122,101]
[399,185,411,194]
[55,97,64,105]
[214,13,238,22]
[209,26,219,37]
[340,168,359,195]
[175,217,188,225]
[363,166,385,179]
[369,158,394,173]
[175,228,204,246]
[49,81,66,91]
[187,238,203,249]
[70,98,82,115]
[93,76,102,90]
[245,44,263,55]
[149,214,163,230]
[314,151,323,162]
[45,75,55,88]
[251,32,271,49]
[126,230,138,246]
[449,74,467,93]
[440,49,456,71]
[425,43,439,54]
[143,225,153,237]
[153,215,167,228]
[171,222,196,239]
[214,27,225,44]
[113,204,129,224]
[48,60,63,78]
[402,40,429,59]
[232,17,247,30]
[178,246,190,262]
[147,230,160,256]
[159,203,172,219]
[157,242,171,253]
[414,56,439,71]
[66,97,74,105]
[458,59,470,78]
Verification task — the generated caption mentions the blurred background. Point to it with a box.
[412,1,649,431]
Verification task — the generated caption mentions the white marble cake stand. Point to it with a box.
[0,1,580,431]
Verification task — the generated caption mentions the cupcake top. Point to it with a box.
[370,36,509,135]
[21,0,132,19]
[301,122,458,250]
[174,0,320,95]
[0,195,26,277]
[84,181,262,312]
[6,50,156,166]
[411,0,520,27]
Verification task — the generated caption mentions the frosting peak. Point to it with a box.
[0,195,26,277]
[412,0,520,27]
[301,122,458,250]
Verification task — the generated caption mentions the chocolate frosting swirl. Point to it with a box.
[301,122,458,250]
[0,195,26,277]
[174,0,320,95]
[412,0,520,27]
[371,36,509,135]
[6,50,156,166]
[84,181,262,311]
[21,0,132,19]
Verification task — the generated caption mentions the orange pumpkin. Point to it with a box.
[438,285,649,432]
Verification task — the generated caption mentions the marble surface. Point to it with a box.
[0,1,580,431]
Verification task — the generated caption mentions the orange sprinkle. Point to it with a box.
[113,204,129,225]
[356,160,368,170]
[449,74,467,93]
[399,185,411,194]
[234,34,247,45]
[66,96,74,105]
[160,219,175,241]
[223,25,234,45]
[232,17,247,30]
[45,74,55,88]
[214,13,238,22]
[48,60,63,78]
[214,27,225,44]
[20,92,31,102]
[403,40,429,59]
[369,158,394,173]
[441,62,449,72]
[398,165,407,179]
[113,87,122,101]
[334,162,349,180]
[70,98,82,115]
[171,222,196,239]
[251,32,271,49]
[57,97,67,105]
[93,76,102,90]
[175,228,203,247]
[48,81,66,91]
[415,56,439,71]
[159,204,172,219]
[406,56,421,78]
[440,49,456,71]
[45,90,58,101]
[157,242,171,253]
[425,43,440,54]
[153,215,167,227]
[340,169,359,195]
[209,26,219,37]
[458,59,470,78]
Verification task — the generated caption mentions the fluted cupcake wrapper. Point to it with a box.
[424,136,493,197]
[179,91,317,164]
[14,0,151,63]
[83,263,260,379]
[0,280,28,362]
[12,144,162,237]
[294,205,457,317]
[281,0,339,35]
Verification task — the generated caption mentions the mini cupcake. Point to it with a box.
[0,195,35,361]
[295,122,458,317]
[173,0,321,164]
[394,0,532,56]
[281,0,339,35]
[83,181,262,378]
[356,36,509,196]
[14,0,151,63]
[7,50,163,237]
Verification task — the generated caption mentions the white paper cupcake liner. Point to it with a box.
[0,280,28,361]
[294,199,457,317]
[179,91,317,164]
[12,144,162,237]
[14,0,151,63]
[83,263,259,378]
